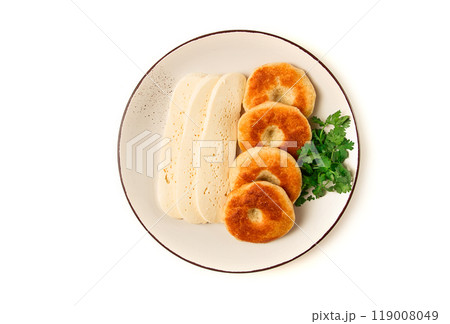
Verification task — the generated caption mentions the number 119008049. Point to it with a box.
[372,310,438,321]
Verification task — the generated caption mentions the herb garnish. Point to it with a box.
[295,111,355,206]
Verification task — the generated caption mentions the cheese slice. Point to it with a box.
[156,73,205,219]
[195,73,246,223]
[175,74,221,223]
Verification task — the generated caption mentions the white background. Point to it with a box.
[1,0,449,323]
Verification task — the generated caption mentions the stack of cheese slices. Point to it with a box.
[157,73,246,224]
[157,63,316,243]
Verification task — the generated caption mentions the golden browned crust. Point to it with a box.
[243,62,316,117]
[229,147,302,202]
[224,181,295,243]
[238,101,312,158]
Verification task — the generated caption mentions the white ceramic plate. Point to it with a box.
[118,30,359,273]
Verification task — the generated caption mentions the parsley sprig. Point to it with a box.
[295,110,355,206]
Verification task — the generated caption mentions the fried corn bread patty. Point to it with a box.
[243,62,316,117]
[224,181,295,243]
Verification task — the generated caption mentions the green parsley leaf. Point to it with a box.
[294,110,355,206]
[311,116,325,127]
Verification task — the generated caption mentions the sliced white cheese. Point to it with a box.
[195,73,246,223]
[175,74,221,223]
[156,73,205,219]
